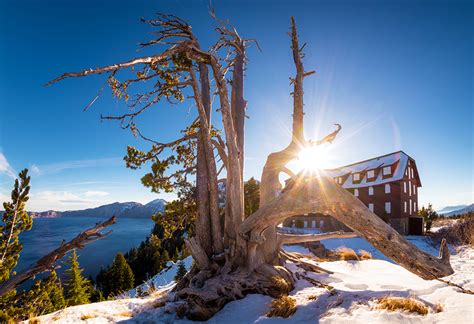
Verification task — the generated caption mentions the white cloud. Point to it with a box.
[32,157,123,175]
[84,191,109,197]
[29,190,111,211]
[0,152,16,179]
[30,164,41,175]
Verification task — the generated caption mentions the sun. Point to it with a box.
[294,145,333,172]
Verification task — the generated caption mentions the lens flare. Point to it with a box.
[295,145,333,171]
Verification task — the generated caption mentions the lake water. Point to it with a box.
[16,217,154,282]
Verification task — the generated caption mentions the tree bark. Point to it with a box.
[189,68,223,255]
[195,63,213,258]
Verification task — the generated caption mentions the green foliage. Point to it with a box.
[244,177,260,217]
[1,271,66,321]
[418,203,438,232]
[96,252,134,298]
[64,250,91,306]
[0,169,33,282]
[174,259,187,282]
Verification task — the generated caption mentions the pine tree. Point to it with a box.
[244,177,260,217]
[174,259,187,282]
[0,169,32,282]
[100,252,134,297]
[43,270,66,314]
[64,249,90,306]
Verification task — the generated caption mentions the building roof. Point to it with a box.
[324,151,419,189]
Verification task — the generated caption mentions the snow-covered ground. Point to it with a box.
[31,238,473,323]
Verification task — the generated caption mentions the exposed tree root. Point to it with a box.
[176,266,294,321]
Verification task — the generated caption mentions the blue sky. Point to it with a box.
[0,0,472,211]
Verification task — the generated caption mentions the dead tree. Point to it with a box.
[0,216,116,297]
[48,15,453,320]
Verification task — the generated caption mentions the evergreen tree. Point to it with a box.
[0,169,33,322]
[244,177,260,217]
[174,259,187,282]
[0,169,32,282]
[97,252,134,297]
[418,203,438,232]
[64,249,90,306]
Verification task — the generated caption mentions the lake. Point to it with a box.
[16,216,154,283]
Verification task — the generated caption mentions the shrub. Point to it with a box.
[336,247,359,261]
[431,216,473,247]
[359,250,372,260]
[376,296,428,316]
[267,295,297,318]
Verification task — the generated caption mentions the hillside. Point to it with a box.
[438,204,474,217]
[31,237,474,323]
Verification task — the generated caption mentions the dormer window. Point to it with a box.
[367,170,375,179]
[353,173,360,181]
[383,166,391,176]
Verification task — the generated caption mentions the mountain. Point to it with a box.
[438,204,474,217]
[0,199,168,219]
[437,205,467,215]
[145,199,167,213]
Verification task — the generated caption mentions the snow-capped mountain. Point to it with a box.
[145,198,167,213]
[438,204,474,217]
[10,199,168,219]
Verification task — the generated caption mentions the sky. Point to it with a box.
[0,0,472,211]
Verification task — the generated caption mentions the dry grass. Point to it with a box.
[116,311,132,317]
[431,217,473,247]
[434,303,444,313]
[376,297,429,316]
[80,314,98,320]
[307,295,318,301]
[267,295,297,318]
[271,276,292,293]
[359,250,372,260]
[336,247,359,261]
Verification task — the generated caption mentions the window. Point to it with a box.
[385,202,391,213]
[405,169,408,176]
[354,188,359,197]
[413,184,416,195]
[409,199,412,215]
[403,182,407,193]
[368,203,374,212]
[409,181,412,196]
[385,183,391,193]
[353,173,360,181]
[367,170,375,179]
[368,186,374,196]
[411,168,414,178]
[311,220,316,228]
[414,202,417,213]
[304,221,308,228]
[404,201,407,213]
[383,166,391,175]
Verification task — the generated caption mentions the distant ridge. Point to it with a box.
[0,199,167,219]
[438,204,473,217]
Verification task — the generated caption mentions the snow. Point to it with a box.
[128,256,193,298]
[325,151,410,189]
[31,239,474,324]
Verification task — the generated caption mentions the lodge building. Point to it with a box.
[284,151,424,235]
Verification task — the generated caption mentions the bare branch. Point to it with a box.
[0,216,116,297]
[46,47,181,86]
[278,230,358,244]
